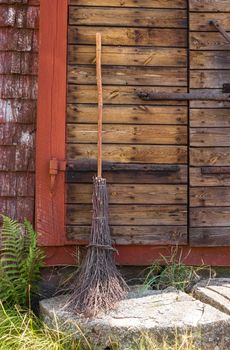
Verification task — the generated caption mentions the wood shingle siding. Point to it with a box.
[0,0,39,222]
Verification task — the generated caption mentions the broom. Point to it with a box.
[66,33,128,317]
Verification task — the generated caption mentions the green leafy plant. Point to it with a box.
[0,215,45,307]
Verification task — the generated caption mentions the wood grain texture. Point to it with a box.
[67,124,187,145]
[68,27,187,47]
[69,0,187,9]
[190,70,230,89]
[69,7,187,28]
[190,0,230,12]
[66,225,187,245]
[68,66,187,87]
[67,184,187,204]
[190,167,230,187]
[190,228,230,247]
[67,204,187,225]
[190,32,230,50]
[190,187,230,207]
[190,128,230,147]
[190,148,230,166]
[68,85,187,105]
[190,51,230,69]
[68,46,187,67]
[190,13,230,31]
[67,105,188,125]
[190,207,230,227]
[190,109,230,127]
[67,144,187,164]
[190,89,230,108]
[67,165,188,184]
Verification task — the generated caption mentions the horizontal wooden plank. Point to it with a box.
[68,66,187,87]
[190,147,230,166]
[68,27,187,47]
[67,85,187,105]
[69,0,187,9]
[190,13,230,31]
[190,228,230,247]
[67,204,187,225]
[190,32,230,50]
[190,70,230,89]
[69,7,187,28]
[66,225,187,245]
[190,207,230,227]
[68,46,187,67]
[67,184,187,204]
[190,109,230,127]
[67,105,188,125]
[190,51,230,69]
[67,144,187,164]
[66,165,188,184]
[190,0,230,12]
[190,187,230,207]
[190,167,230,187]
[190,128,230,147]
[67,124,187,145]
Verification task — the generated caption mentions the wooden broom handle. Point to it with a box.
[96,33,103,178]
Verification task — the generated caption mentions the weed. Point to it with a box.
[143,248,212,292]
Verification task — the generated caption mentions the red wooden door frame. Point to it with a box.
[36,0,230,266]
[36,0,68,248]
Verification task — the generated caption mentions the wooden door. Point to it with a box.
[189,0,230,247]
[65,0,189,246]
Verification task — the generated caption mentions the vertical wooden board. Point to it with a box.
[36,0,68,246]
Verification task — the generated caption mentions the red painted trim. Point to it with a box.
[36,0,68,246]
[43,245,230,267]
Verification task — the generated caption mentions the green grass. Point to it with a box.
[0,302,202,350]
[0,302,84,350]
[143,248,212,292]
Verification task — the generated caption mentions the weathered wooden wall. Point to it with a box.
[66,0,189,245]
[0,0,39,222]
[189,0,230,246]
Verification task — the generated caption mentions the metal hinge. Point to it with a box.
[49,158,66,193]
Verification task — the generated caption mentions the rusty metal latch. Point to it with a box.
[138,90,230,101]
[49,158,66,192]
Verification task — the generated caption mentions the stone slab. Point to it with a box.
[40,288,230,350]
[193,278,230,316]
